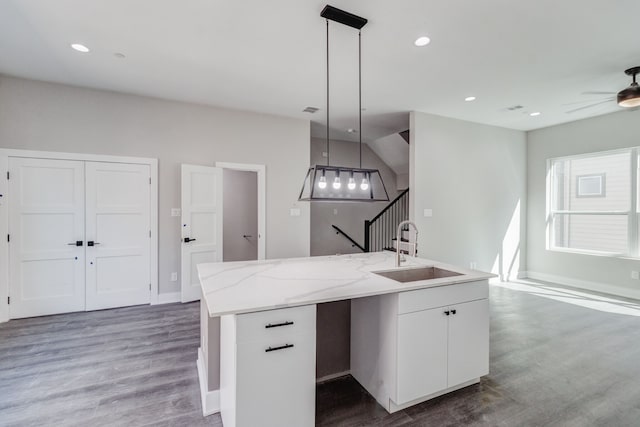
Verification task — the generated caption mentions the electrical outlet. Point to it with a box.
[632,271,639,280]
[322,151,328,158]
[423,209,433,217]
[470,261,477,270]
[290,208,301,217]
[171,208,181,217]
[333,208,338,215]
[170,272,178,282]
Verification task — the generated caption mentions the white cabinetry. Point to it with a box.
[220,304,316,427]
[351,280,489,413]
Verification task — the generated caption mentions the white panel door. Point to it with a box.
[8,158,85,319]
[447,299,490,386]
[396,308,449,404]
[85,162,151,310]
[181,165,223,302]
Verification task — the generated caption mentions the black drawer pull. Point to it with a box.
[265,344,294,353]
[265,321,294,329]
[451,309,457,315]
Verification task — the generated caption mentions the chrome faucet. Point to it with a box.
[396,220,418,267]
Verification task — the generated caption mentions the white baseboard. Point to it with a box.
[153,292,181,305]
[316,370,351,384]
[523,271,640,301]
[197,347,221,416]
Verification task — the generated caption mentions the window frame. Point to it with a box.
[546,147,639,258]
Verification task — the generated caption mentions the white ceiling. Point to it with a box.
[1,0,639,142]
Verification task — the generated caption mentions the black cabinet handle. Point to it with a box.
[87,241,100,246]
[444,311,450,316]
[184,237,196,243]
[451,309,457,315]
[67,241,83,246]
[265,321,294,329]
[265,344,294,353]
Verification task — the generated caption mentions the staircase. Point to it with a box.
[364,188,410,252]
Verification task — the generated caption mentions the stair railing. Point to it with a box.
[364,188,409,252]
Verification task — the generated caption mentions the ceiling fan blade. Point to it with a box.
[563,97,614,106]
[566,99,614,114]
[582,91,616,95]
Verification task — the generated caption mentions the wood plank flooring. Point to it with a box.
[2,281,640,426]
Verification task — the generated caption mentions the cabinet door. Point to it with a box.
[448,299,489,387]
[396,308,448,404]
[235,333,316,427]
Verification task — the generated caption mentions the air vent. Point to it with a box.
[303,107,319,113]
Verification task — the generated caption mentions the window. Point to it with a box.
[548,148,638,256]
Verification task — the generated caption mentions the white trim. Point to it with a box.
[154,292,181,305]
[316,370,351,384]
[388,378,480,413]
[197,347,221,416]
[215,162,266,260]
[0,155,8,323]
[524,271,640,301]
[0,148,156,165]
[0,148,159,319]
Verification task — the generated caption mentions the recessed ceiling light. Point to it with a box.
[530,112,541,117]
[70,43,90,53]
[347,128,358,133]
[414,36,431,47]
[465,96,476,102]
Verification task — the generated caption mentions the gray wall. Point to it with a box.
[527,109,640,299]
[223,169,258,262]
[410,112,527,280]
[310,137,400,256]
[0,76,310,295]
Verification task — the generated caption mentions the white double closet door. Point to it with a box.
[8,158,151,319]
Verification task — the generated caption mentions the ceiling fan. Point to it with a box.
[566,66,640,114]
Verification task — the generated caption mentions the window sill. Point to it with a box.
[547,247,639,260]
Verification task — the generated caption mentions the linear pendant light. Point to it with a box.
[298,5,389,202]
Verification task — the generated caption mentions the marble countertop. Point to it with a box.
[198,252,495,317]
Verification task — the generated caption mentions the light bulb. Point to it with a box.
[318,175,327,189]
[360,177,369,191]
[348,177,356,190]
[332,176,341,189]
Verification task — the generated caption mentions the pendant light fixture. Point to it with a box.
[299,5,389,202]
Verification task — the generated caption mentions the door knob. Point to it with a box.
[67,241,83,246]
[184,237,196,243]
[87,241,101,246]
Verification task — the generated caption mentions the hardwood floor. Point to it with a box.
[2,281,640,426]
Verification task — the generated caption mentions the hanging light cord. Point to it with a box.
[326,19,330,167]
[359,30,362,168]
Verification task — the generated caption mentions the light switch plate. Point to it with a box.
[632,271,639,280]
[171,208,181,217]
[333,209,338,215]
[290,208,301,217]
[322,151,328,158]
[423,209,433,217]
[170,272,178,282]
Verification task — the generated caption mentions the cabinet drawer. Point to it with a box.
[236,332,316,427]
[236,304,316,344]
[398,280,488,314]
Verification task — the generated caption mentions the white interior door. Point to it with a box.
[8,158,86,319]
[181,164,223,302]
[85,162,151,310]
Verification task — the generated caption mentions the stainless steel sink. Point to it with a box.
[373,266,463,283]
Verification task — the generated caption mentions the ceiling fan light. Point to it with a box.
[618,83,640,108]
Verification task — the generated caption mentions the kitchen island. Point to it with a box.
[197,252,494,426]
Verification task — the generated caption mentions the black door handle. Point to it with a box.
[184,237,196,243]
[87,241,101,247]
[451,309,457,315]
[444,311,450,316]
[67,241,83,246]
